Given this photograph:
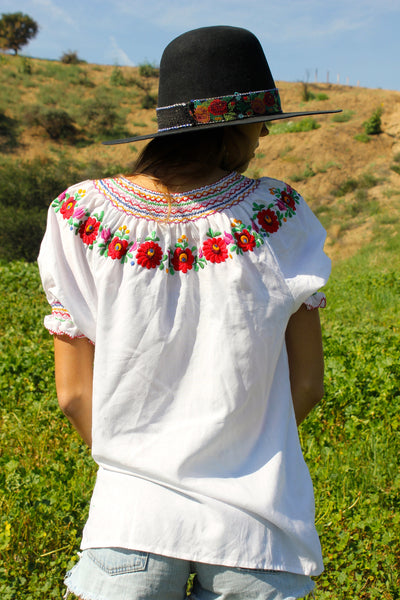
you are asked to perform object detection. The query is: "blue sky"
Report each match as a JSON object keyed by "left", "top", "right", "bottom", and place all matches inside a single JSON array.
[{"left": 2, "top": 0, "right": 400, "bottom": 91}]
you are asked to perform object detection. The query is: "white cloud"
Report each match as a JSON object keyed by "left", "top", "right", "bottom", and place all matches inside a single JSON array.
[{"left": 107, "top": 36, "right": 135, "bottom": 66}]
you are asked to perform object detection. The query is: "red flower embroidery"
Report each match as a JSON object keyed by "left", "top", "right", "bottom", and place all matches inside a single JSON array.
[
  {"left": 202, "top": 237, "right": 228, "bottom": 263},
  {"left": 108, "top": 237, "right": 129, "bottom": 260},
  {"left": 208, "top": 99, "right": 228, "bottom": 116},
  {"left": 251, "top": 98, "right": 266, "bottom": 114},
  {"left": 235, "top": 229, "right": 256, "bottom": 252},
  {"left": 172, "top": 247, "right": 195, "bottom": 273},
  {"left": 264, "top": 92, "right": 276, "bottom": 106},
  {"left": 280, "top": 191, "right": 296, "bottom": 211},
  {"left": 79, "top": 217, "right": 100, "bottom": 245},
  {"left": 136, "top": 241, "right": 163, "bottom": 269},
  {"left": 257, "top": 209, "right": 280, "bottom": 234},
  {"left": 60, "top": 198, "right": 76, "bottom": 219}
]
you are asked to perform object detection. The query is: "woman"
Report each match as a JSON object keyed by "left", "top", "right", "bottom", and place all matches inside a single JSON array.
[{"left": 39, "top": 25, "right": 337, "bottom": 600}]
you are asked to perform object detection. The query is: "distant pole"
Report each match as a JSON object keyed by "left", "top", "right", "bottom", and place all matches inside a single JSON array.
[
  {"left": 346, "top": 76, "right": 349, "bottom": 86},
  {"left": 327, "top": 71, "right": 329, "bottom": 83},
  {"left": 337, "top": 73, "right": 340, "bottom": 84},
  {"left": 315, "top": 68, "right": 318, "bottom": 82},
  {"left": 357, "top": 80, "right": 360, "bottom": 87}
]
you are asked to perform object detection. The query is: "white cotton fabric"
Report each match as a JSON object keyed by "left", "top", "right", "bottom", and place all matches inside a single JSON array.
[{"left": 38, "top": 172, "right": 331, "bottom": 576}]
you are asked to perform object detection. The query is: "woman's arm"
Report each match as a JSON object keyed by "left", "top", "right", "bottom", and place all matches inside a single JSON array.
[
  {"left": 53, "top": 335, "right": 94, "bottom": 447},
  {"left": 285, "top": 304, "right": 325, "bottom": 425}
]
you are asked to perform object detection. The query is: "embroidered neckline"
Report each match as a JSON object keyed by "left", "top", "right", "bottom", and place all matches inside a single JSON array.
[
  {"left": 51, "top": 180, "right": 301, "bottom": 275},
  {"left": 119, "top": 171, "right": 237, "bottom": 199},
  {"left": 93, "top": 172, "right": 259, "bottom": 223}
]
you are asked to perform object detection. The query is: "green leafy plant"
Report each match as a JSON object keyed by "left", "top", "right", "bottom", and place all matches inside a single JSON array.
[{"left": 363, "top": 107, "right": 383, "bottom": 135}]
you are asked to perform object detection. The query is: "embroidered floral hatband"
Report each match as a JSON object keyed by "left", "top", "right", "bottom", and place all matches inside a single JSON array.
[
  {"left": 157, "top": 89, "right": 282, "bottom": 131},
  {"left": 191, "top": 89, "right": 281, "bottom": 125},
  {"left": 52, "top": 180, "right": 300, "bottom": 275}
]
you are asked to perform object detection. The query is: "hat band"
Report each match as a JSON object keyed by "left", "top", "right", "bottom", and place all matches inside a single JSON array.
[{"left": 157, "top": 88, "right": 282, "bottom": 132}]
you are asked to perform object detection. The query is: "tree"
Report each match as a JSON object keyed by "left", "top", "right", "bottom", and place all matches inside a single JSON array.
[{"left": 0, "top": 12, "right": 38, "bottom": 55}]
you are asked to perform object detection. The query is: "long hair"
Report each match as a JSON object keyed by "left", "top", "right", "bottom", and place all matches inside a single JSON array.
[{"left": 132, "top": 129, "right": 225, "bottom": 183}]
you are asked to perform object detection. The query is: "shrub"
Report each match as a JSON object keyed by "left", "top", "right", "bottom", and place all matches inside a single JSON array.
[
  {"left": 0, "top": 157, "right": 131, "bottom": 261},
  {"left": 363, "top": 107, "right": 383, "bottom": 135},
  {"left": 110, "top": 67, "right": 126, "bottom": 86},
  {"left": 333, "top": 178, "right": 359, "bottom": 197},
  {"left": 391, "top": 164, "right": 400, "bottom": 176},
  {"left": 60, "top": 50, "right": 84, "bottom": 64},
  {"left": 24, "top": 105, "right": 76, "bottom": 140},
  {"left": 81, "top": 96, "right": 121, "bottom": 135},
  {"left": 138, "top": 62, "right": 159, "bottom": 78},
  {"left": 141, "top": 92, "right": 157, "bottom": 109},
  {"left": 0, "top": 205, "right": 47, "bottom": 262},
  {"left": 290, "top": 163, "right": 316, "bottom": 182},
  {"left": 18, "top": 55, "right": 32, "bottom": 74},
  {"left": 301, "top": 82, "right": 315, "bottom": 102},
  {"left": 0, "top": 111, "right": 18, "bottom": 149}
]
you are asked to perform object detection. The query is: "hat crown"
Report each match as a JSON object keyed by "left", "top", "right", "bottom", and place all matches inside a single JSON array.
[{"left": 158, "top": 26, "right": 275, "bottom": 107}]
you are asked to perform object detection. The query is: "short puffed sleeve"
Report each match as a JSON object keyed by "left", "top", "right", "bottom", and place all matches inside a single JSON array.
[
  {"left": 265, "top": 184, "right": 331, "bottom": 314},
  {"left": 38, "top": 186, "right": 97, "bottom": 343}
]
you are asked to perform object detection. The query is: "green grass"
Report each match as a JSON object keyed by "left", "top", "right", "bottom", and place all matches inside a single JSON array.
[
  {"left": 0, "top": 245, "right": 399, "bottom": 598},
  {"left": 333, "top": 172, "right": 379, "bottom": 198},
  {"left": 269, "top": 117, "right": 321, "bottom": 135},
  {"left": 354, "top": 133, "right": 371, "bottom": 143},
  {"left": 331, "top": 110, "right": 355, "bottom": 123}
]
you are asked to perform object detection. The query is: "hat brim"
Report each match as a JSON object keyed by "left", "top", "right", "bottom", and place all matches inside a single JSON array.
[{"left": 102, "top": 109, "right": 342, "bottom": 145}]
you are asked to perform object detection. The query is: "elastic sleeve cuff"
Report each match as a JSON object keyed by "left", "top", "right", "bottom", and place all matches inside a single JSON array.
[
  {"left": 43, "top": 301, "right": 86, "bottom": 339},
  {"left": 304, "top": 292, "right": 327, "bottom": 311}
]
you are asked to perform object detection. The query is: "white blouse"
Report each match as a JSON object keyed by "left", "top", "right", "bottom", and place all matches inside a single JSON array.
[{"left": 38, "top": 172, "right": 331, "bottom": 575}]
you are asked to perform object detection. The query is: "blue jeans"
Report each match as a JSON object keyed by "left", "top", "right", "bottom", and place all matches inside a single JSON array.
[{"left": 64, "top": 547, "right": 316, "bottom": 600}]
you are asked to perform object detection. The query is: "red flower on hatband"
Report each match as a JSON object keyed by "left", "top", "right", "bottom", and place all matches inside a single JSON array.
[{"left": 208, "top": 99, "right": 228, "bottom": 116}]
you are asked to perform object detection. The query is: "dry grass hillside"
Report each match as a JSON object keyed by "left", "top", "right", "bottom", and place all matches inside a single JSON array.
[{"left": 1, "top": 55, "right": 400, "bottom": 263}]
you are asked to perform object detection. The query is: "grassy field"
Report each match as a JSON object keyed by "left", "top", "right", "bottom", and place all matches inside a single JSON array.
[{"left": 0, "top": 223, "right": 399, "bottom": 599}]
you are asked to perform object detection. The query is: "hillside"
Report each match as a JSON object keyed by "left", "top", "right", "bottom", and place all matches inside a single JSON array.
[{"left": 1, "top": 55, "right": 400, "bottom": 263}]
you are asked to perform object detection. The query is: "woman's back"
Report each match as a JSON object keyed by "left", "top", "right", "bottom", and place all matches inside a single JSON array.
[{"left": 39, "top": 169, "right": 329, "bottom": 573}]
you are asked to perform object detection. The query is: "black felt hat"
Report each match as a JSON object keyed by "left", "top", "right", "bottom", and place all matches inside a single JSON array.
[{"left": 104, "top": 26, "right": 340, "bottom": 145}]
